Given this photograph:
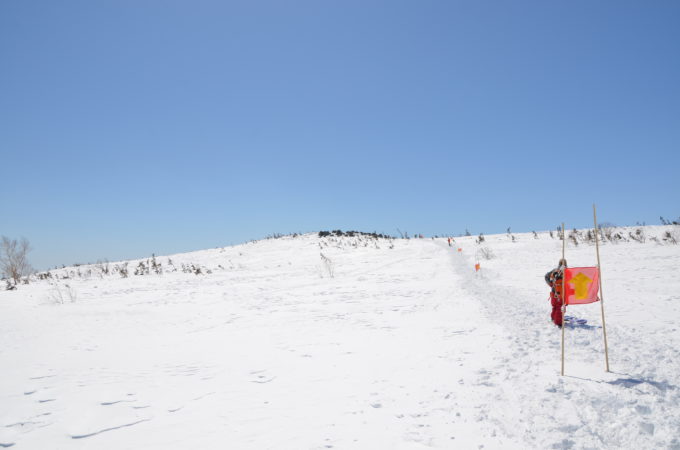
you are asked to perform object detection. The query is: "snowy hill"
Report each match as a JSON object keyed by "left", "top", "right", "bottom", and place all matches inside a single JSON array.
[{"left": 1, "top": 227, "right": 679, "bottom": 449}]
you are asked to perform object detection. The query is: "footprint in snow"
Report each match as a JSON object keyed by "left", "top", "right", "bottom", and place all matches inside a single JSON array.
[
  {"left": 100, "top": 399, "right": 135, "bottom": 406},
  {"left": 70, "top": 418, "right": 151, "bottom": 439},
  {"left": 248, "top": 370, "right": 276, "bottom": 384},
  {"left": 251, "top": 375, "right": 276, "bottom": 384}
]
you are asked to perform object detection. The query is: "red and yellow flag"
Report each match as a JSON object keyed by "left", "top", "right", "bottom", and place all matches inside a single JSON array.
[{"left": 564, "top": 267, "right": 600, "bottom": 305}]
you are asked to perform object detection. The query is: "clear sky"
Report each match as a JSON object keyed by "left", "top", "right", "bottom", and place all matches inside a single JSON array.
[{"left": 1, "top": 0, "right": 679, "bottom": 270}]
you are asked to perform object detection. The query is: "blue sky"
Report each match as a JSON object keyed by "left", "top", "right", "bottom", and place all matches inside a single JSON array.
[{"left": 1, "top": 0, "right": 679, "bottom": 270}]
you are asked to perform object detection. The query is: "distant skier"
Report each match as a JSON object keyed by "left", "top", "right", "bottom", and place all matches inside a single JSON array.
[
  {"left": 448, "top": 237, "right": 452, "bottom": 247},
  {"left": 545, "top": 259, "right": 567, "bottom": 327}
]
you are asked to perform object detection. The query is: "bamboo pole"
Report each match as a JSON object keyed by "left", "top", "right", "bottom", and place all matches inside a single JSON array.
[
  {"left": 593, "top": 204, "right": 610, "bottom": 372},
  {"left": 561, "top": 222, "right": 566, "bottom": 376}
]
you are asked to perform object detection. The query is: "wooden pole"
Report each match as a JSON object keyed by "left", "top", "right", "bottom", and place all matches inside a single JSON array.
[
  {"left": 593, "top": 204, "right": 610, "bottom": 372},
  {"left": 561, "top": 222, "right": 566, "bottom": 376}
]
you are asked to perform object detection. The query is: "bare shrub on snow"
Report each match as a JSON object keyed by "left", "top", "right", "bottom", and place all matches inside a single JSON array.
[
  {"left": 134, "top": 261, "right": 149, "bottom": 276},
  {"left": 663, "top": 230, "right": 678, "bottom": 245},
  {"left": 94, "top": 260, "right": 110, "bottom": 277},
  {"left": 49, "top": 282, "right": 77, "bottom": 304},
  {"left": 479, "top": 247, "right": 495, "bottom": 260},
  {"left": 598, "top": 225, "right": 625, "bottom": 244},
  {"left": 584, "top": 229, "right": 597, "bottom": 244},
  {"left": 660, "top": 216, "right": 680, "bottom": 226},
  {"left": 629, "top": 228, "right": 646, "bottom": 243},
  {"left": 114, "top": 262, "right": 129, "bottom": 278},
  {"left": 0, "top": 236, "right": 33, "bottom": 285},
  {"left": 151, "top": 254, "right": 162, "bottom": 275},
  {"left": 568, "top": 229, "right": 579, "bottom": 246},
  {"left": 320, "top": 253, "right": 335, "bottom": 278}
]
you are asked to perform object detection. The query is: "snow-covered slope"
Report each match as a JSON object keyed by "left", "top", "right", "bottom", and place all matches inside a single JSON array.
[{"left": 1, "top": 227, "right": 679, "bottom": 449}]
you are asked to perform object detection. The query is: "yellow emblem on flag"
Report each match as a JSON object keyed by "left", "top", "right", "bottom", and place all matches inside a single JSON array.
[{"left": 570, "top": 272, "right": 592, "bottom": 300}]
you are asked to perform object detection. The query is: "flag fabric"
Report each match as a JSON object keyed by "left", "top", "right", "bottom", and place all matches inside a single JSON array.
[{"left": 564, "top": 267, "right": 600, "bottom": 305}]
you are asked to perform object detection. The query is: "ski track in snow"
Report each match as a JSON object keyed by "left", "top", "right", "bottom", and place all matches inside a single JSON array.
[{"left": 0, "top": 228, "right": 679, "bottom": 449}]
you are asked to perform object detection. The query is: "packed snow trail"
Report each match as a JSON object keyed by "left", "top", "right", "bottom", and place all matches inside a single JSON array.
[{"left": 444, "top": 233, "right": 680, "bottom": 449}]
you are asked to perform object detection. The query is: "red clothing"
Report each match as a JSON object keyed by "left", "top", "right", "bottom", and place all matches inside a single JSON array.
[
  {"left": 546, "top": 268, "right": 565, "bottom": 327},
  {"left": 550, "top": 290, "right": 563, "bottom": 326}
]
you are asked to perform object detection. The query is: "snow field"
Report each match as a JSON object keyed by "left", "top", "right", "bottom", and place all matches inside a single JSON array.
[{"left": 1, "top": 227, "right": 679, "bottom": 449}]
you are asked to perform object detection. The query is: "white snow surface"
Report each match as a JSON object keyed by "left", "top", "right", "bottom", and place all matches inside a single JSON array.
[{"left": 1, "top": 227, "right": 679, "bottom": 449}]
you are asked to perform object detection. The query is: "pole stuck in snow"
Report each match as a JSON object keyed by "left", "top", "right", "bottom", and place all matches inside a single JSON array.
[
  {"left": 593, "top": 204, "right": 610, "bottom": 372},
  {"left": 561, "top": 222, "right": 566, "bottom": 376}
]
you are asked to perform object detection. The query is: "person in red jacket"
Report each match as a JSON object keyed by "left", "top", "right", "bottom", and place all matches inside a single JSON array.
[{"left": 545, "top": 259, "right": 567, "bottom": 327}]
